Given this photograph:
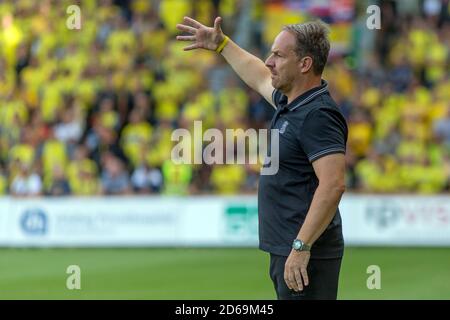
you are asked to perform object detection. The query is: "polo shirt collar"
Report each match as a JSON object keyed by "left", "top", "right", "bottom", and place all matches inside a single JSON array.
[{"left": 279, "top": 79, "right": 329, "bottom": 111}]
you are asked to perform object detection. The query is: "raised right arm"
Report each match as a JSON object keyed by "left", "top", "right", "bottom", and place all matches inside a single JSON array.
[{"left": 176, "top": 16, "right": 276, "bottom": 109}]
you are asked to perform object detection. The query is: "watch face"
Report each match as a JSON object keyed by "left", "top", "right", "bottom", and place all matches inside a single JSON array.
[{"left": 293, "top": 240, "right": 302, "bottom": 250}]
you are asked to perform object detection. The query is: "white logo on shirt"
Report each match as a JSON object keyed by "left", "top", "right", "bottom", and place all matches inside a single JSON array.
[{"left": 280, "top": 121, "right": 289, "bottom": 134}]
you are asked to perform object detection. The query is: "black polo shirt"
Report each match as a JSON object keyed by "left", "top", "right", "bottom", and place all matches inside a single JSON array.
[{"left": 258, "top": 80, "right": 348, "bottom": 259}]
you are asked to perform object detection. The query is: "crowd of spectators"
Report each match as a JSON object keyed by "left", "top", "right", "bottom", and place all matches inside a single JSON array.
[{"left": 0, "top": 0, "right": 448, "bottom": 197}]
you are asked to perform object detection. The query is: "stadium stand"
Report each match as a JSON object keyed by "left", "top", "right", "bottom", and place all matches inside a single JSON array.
[{"left": 0, "top": 0, "right": 448, "bottom": 196}]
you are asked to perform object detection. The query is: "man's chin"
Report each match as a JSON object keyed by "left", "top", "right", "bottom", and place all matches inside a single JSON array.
[
  {"left": 271, "top": 79, "right": 280, "bottom": 89},
  {"left": 272, "top": 82, "right": 288, "bottom": 94}
]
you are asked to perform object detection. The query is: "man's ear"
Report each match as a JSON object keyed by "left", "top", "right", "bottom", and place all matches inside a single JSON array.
[{"left": 299, "top": 56, "right": 313, "bottom": 73}]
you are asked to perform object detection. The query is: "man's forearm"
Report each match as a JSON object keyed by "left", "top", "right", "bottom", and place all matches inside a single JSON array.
[
  {"left": 297, "top": 184, "right": 345, "bottom": 246},
  {"left": 220, "top": 38, "right": 271, "bottom": 95}
]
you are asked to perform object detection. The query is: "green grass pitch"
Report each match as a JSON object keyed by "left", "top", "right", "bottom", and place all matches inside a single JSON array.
[{"left": 0, "top": 247, "right": 449, "bottom": 299}]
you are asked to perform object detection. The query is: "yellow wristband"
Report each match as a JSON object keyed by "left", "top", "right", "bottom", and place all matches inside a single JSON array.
[{"left": 215, "top": 36, "right": 229, "bottom": 53}]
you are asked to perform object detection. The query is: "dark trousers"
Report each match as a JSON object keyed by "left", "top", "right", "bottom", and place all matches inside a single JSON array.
[{"left": 269, "top": 254, "right": 342, "bottom": 300}]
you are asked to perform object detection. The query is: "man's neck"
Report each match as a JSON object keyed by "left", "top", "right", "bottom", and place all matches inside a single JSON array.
[{"left": 286, "top": 77, "right": 322, "bottom": 104}]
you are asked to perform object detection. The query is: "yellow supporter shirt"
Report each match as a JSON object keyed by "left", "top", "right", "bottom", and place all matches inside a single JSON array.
[
  {"left": 219, "top": 87, "right": 248, "bottom": 126},
  {"left": 263, "top": 5, "right": 305, "bottom": 46},
  {"left": 155, "top": 99, "right": 179, "bottom": 121},
  {"left": 107, "top": 29, "right": 137, "bottom": 53},
  {"left": 328, "top": 63, "right": 354, "bottom": 98},
  {"left": 397, "top": 164, "right": 420, "bottom": 191},
  {"left": 361, "top": 87, "right": 381, "bottom": 110},
  {"left": 1, "top": 99, "right": 28, "bottom": 128},
  {"left": 1, "top": 18, "right": 23, "bottom": 66},
  {"left": 374, "top": 157, "right": 400, "bottom": 192},
  {"left": 21, "top": 66, "right": 46, "bottom": 107},
  {"left": 219, "top": 0, "right": 237, "bottom": 17},
  {"left": 195, "top": 0, "right": 213, "bottom": 24},
  {"left": 162, "top": 159, "right": 192, "bottom": 195},
  {"left": 30, "top": 9, "right": 49, "bottom": 36},
  {"left": 0, "top": 70, "right": 15, "bottom": 97},
  {"left": 41, "top": 139, "right": 68, "bottom": 187},
  {"left": 183, "top": 101, "right": 203, "bottom": 122},
  {"left": 61, "top": 50, "right": 89, "bottom": 80},
  {"left": 9, "top": 144, "right": 35, "bottom": 168},
  {"left": 67, "top": 159, "right": 100, "bottom": 195},
  {"left": 159, "top": 0, "right": 191, "bottom": 34},
  {"left": 435, "top": 80, "right": 450, "bottom": 101},
  {"left": 348, "top": 122, "right": 372, "bottom": 157},
  {"left": 121, "top": 122, "right": 153, "bottom": 167},
  {"left": 210, "top": 164, "right": 246, "bottom": 195},
  {"left": 41, "top": 81, "right": 63, "bottom": 123},
  {"left": 396, "top": 140, "right": 426, "bottom": 163},
  {"left": 75, "top": 78, "right": 100, "bottom": 107},
  {"left": 416, "top": 165, "right": 446, "bottom": 194},
  {"left": 408, "top": 29, "right": 431, "bottom": 66},
  {"left": 0, "top": 174, "right": 6, "bottom": 194},
  {"left": 197, "top": 91, "right": 216, "bottom": 128},
  {"left": 426, "top": 40, "right": 447, "bottom": 83},
  {"left": 374, "top": 95, "right": 405, "bottom": 139},
  {"left": 153, "top": 81, "right": 183, "bottom": 120},
  {"left": 127, "top": 70, "right": 154, "bottom": 92},
  {"left": 400, "top": 119, "right": 428, "bottom": 142},
  {"left": 428, "top": 144, "right": 444, "bottom": 166},
  {"left": 35, "top": 31, "right": 58, "bottom": 61},
  {"left": 147, "top": 127, "right": 177, "bottom": 167},
  {"left": 355, "top": 159, "right": 381, "bottom": 191},
  {"left": 132, "top": 0, "right": 151, "bottom": 13},
  {"left": 414, "top": 87, "right": 432, "bottom": 107},
  {"left": 99, "top": 110, "right": 120, "bottom": 130},
  {"left": 69, "top": 19, "right": 97, "bottom": 49},
  {"left": 219, "top": 87, "right": 248, "bottom": 113},
  {"left": 144, "top": 29, "right": 169, "bottom": 58}
]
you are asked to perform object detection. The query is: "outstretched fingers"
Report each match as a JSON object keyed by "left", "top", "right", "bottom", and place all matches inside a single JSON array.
[
  {"left": 176, "top": 24, "right": 197, "bottom": 34},
  {"left": 183, "top": 43, "right": 201, "bottom": 51},
  {"left": 176, "top": 35, "right": 196, "bottom": 41},
  {"left": 183, "top": 16, "right": 202, "bottom": 28}
]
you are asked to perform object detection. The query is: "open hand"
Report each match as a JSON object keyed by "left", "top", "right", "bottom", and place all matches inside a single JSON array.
[{"left": 176, "top": 16, "right": 225, "bottom": 51}]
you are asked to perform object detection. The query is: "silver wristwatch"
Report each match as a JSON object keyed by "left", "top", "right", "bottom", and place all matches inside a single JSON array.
[{"left": 292, "top": 239, "right": 311, "bottom": 252}]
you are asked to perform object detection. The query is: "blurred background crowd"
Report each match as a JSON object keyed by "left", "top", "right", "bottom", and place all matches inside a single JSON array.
[{"left": 0, "top": 0, "right": 448, "bottom": 197}]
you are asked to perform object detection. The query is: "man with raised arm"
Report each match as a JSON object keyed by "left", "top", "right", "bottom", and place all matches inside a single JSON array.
[{"left": 177, "top": 16, "right": 348, "bottom": 300}]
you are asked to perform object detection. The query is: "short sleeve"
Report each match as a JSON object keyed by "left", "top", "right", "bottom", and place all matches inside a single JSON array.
[{"left": 299, "top": 108, "right": 348, "bottom": 163}]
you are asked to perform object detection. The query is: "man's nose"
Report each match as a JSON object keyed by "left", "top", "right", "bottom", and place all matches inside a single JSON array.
[{"left": 265, "top": 55, "right": 273, "bottom": 68}]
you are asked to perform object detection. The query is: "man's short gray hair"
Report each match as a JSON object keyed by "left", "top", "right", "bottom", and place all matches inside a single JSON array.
[{"left": 283, "top": 20, "right": 330, "bottom": 75}]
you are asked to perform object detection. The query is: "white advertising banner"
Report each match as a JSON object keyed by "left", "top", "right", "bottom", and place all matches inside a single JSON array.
[
  {"left": 339, "top": 194, "right": 450, "bottom": 246},
  {"left": 0, "top": 196, "right": 258, "bottom": 247},
  {"left": 7, "top": 197, "right": 181, "bottom": 246},
  {"left": 0, "top": 194, "right": 449, "bottom": 247}
]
